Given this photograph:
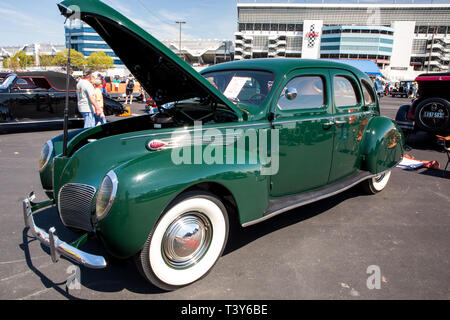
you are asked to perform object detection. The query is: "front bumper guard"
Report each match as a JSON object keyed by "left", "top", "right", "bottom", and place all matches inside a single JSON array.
[{"left": 23, "top": 192, "right": 107, "bottom": 269}]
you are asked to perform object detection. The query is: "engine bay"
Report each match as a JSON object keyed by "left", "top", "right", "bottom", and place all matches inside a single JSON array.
[
  {"left": 149, "top": 99, "right": 238, "bottom": 129},
  {"left": 67, "top": 99, "right": 238, "bottom": 156}
]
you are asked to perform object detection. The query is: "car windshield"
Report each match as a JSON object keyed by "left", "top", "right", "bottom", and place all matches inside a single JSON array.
[
  {"left": 0, "top": 74, "right": 16, "bottom": 89},
  {"left": 202, "top": 70, "right": 274, "bottom": 106}
]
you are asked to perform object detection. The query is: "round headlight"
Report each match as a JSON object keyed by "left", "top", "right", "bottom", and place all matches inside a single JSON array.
[
  {"left": 96, "top": 171, "right": 118, "bottom": 220},
  {"left": 38, "top": 140, "right": 53, "bottom": 172}
]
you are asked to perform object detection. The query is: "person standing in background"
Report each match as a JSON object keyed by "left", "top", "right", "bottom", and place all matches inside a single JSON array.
[
  {"left": 99, "top": 74, "right": 107, "bottom": 97},
  {"left": 112, "top": 75, "right": 120, "bottom": 93},
  {"left": 76, "top": 70, "right": 100, "bottom": 128},
  {"left": 125, "top": 74, "right": 135, "bottom": 105},
  {"left": 93, "top": 79, "right": 107, "bottom": 125}
]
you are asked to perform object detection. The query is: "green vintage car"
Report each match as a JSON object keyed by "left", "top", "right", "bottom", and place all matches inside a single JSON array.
[{"left": 23, "top": 0, "right": 404, "bottom": 290}]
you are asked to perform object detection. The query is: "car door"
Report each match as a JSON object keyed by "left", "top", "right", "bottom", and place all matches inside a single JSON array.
[
  {"left": 328, "top": 69, "right": 368, "bottom": 183},
  {"left": 270, "top": 69, "right": 334, "bottom": 197},
  {"left": 9, "top": 77, "right": 41, "bottom": 120},
  {"left": 29, "top": 77, "right": 61, "bottom": 118}
]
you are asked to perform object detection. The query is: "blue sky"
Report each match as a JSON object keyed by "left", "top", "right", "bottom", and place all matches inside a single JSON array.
[
  {"left": 0, "top": 0, "right": 239, "bottom": 46},
  {"left": 0, "top": 0, "right": 449, "bottom": 46}
]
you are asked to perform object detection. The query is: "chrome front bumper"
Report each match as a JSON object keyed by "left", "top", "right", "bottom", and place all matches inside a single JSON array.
[{"left": 23, "top": 192, "right": 107, "bottom": 269}]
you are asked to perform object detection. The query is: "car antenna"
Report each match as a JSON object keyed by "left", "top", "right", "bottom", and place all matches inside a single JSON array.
[{"left": 62, "top": 14, "right": 74, "bottom": 157}]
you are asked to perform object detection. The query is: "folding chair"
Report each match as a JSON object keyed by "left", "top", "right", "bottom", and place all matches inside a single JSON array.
[{"left": 436, "top": 135, "right": 450, "bottom": 171}]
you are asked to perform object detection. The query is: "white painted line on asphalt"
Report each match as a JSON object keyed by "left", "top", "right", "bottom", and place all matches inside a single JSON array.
[
  {"left": 17, "top": 287, "right": 53, "bottom": 300},
  {"left": 0, "top": 255, "right": 48, "bottom": 265},
  {"left": 0, "top": 261, "right": 54, "bottom": 282}
]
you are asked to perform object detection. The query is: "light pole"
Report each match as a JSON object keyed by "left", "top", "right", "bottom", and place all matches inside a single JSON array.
[
  {"left": 175, "top": 21, "right": 186, "bottom": 60},
  {"left": 427, "top": 26, "right": 436, "bottom": 73}
]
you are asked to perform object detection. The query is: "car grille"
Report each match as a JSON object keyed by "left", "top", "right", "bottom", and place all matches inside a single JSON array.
[{"left": 58, "top": 183, "right": 96, "bottom": 232}]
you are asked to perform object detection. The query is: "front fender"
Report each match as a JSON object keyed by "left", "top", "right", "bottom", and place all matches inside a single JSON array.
[
  {"left": 39, "top": 129, "right": 86, "bottom": 195},
  {"left": 359, "top": 116, "right": 404, "bottom": 174},
  {"left": 98, "top": 148, "right": 270, "bottom": 259}
]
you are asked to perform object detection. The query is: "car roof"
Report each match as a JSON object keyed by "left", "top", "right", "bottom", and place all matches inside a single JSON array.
[
  {"left": 415, "top": 73, "right": 450, "bottom": 82},
  {"left": 16, "top": 71, "right": 76, "bottom": 90},
  {"left": 202, "top": 58, "right": 369, "bottom": 81}
]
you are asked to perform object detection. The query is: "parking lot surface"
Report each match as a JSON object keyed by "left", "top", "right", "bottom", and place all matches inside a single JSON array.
[{"left": 0, "top": 97, "right": 449, "bottom": 300}]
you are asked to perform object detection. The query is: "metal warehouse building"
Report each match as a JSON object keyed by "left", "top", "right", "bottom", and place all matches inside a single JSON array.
[{"left": 235, "top": 1, "right": 450, "bottom": 80}]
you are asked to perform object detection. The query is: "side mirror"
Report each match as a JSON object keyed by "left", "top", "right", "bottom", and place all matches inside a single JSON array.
[
  {"left": 11, "top": 85, "right": 20, "bottom": 91},
  {"left": 284, "top": 87, "right": 297, "bottom": 101}
]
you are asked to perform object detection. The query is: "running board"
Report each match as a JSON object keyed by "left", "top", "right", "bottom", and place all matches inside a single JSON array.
[{"left": 242, "top": 170, "right": 375, "bottom": 227}]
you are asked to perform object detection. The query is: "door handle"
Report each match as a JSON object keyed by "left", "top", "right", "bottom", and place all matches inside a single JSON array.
[
  {"left": 334, "top": 120, "right": 347, "bottom": 126},
  {"left": 322, "top": 121, "right": 335, "bottom": 130}
]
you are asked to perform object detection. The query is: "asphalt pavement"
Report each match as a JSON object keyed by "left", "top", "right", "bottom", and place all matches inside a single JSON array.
[{"left": 0, "top": 97, "right": 449, "bottom": 300}]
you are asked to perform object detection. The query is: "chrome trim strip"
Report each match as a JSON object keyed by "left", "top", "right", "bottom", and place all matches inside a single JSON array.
[
  {"left": 121, "top": 122, "right": 270, "bottom": 141},
  {"left": 0, "top": 119, "right": 65, "bottom": 125},
  {"left": 23, "top": 196, "right": 107, "bottom": 269},
  {"left": 272, "top": 112, "right": 371, "bottom": 126},
  {"left": 242, "top": 171, "right": 381, "bottom": 228}
]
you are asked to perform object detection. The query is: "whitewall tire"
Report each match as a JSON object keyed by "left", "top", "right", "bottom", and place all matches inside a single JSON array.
[
  {"left": 136, "top": 191, "right": 229, "bottom": 290},
  {"left": 361, "top": 171, "right": 391, "bottom": 194}
]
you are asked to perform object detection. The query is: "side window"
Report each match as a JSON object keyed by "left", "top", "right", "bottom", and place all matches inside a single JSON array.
[
  {"left": 16, "top": 78, "right": 37, "bottom": 90},
  {"left": 16, "top": 78, "right": 29, "bottom": 88},
  {"left": 361, "top": 80, "right": 375, "bottom": 105},
  {"left": 334, "top": 76, "right": 359, "bottom": 107},
  {"left": 277, "top": 76, "right": 325, "bottom": 110}
]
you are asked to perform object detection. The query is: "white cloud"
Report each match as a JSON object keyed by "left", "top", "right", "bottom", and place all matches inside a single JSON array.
[{"left": 103, "top": 0, "right": 197, "bottom": 41}]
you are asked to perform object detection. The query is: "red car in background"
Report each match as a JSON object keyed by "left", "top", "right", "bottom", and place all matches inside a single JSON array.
[{"left": 395, "top": 73, "right": 450, "bottom": 135}]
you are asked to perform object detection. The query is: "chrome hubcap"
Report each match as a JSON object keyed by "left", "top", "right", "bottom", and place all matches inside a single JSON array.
[
  {"left": 374, "top": 173, "right": 385, "bottom": 183},
  {"left": 162, "top": 212, "right": 212, "bottom": 269}
]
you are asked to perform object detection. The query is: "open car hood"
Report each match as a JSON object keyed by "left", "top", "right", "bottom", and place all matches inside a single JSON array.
[{"left": 58, "top": 0, "right": 241, "bottom": 116}]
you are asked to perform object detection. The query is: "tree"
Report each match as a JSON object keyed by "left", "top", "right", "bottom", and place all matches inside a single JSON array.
[
  {"left": 6, "top": 58, "right": 20, "bottom": 70},
  {"left": 8, "top": 51, "right": 34, "bottom": 70},
  {"left": 2, "top": 58, "right": 11, "bottom": 69},
  {"left": 39, "top": 55, "right": 56, "bottom": 67},
  {"left": 54, "top": 49, "right": 86, "bottom": 70},
  {"left": 86, "top": 51, "right": 114, "bottom": 71}
]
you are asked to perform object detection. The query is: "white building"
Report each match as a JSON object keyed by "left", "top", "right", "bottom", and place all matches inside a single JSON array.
[
  {"left": 0, "top": 43, "right": 65, "bottom": 66},
  {"left": 235, "top": 1, "right": 450, "bottom": 80},
  {"left": 161, "top": 39, "right": 233, "bottom": 65}
]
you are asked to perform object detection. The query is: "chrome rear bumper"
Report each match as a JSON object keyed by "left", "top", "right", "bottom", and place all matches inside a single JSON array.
[
  {"left": 396, "top": 120, "right": 415, "bottom": 131},
  {"left": 23, "top": 192, "right": 107, "bottom": 269}
]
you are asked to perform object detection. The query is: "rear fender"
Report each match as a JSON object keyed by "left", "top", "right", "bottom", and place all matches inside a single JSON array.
[
  {"left": 0, "top": 103, "right": 10, "bottom": 121},
  {"left": 359, "top": 116, "right": 404, "bottom": 174}
]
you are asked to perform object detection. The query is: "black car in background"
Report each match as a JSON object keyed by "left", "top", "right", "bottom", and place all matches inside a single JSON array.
[
  {"left": 0, "top": 71, "right": 125, "bottom": 129},
  {"left": 391, "top": 80, "right": 414, "bottom": 98},
  {"left": 395, "top": 73, "right": 450, "bottom": 135},
  {"left": 0, "top": 72, "right": 11, "bottom": 85}
]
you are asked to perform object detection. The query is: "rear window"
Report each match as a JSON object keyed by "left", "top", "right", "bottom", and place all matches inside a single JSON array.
[
  {"left": 361, "top": 80, "right": 375, "bottom": 105},
  {"left": 334, "top": 76, "right": 359, "bottom": 107}
]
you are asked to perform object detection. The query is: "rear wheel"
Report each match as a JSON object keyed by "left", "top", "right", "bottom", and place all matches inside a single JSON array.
[
  {"left": 135, "top": 191, "right": 229, "bottom": 291},
  {"left": 361, "top": 171, "right": 391, "bottom": 195}
]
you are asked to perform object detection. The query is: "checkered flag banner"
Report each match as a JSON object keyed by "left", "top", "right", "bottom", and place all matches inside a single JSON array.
[{"left": 306, "top": 25, "right": 319, "bottom": 48}]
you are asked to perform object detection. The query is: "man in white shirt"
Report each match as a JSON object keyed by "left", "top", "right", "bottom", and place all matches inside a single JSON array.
[{"left": 76, "top": 70, "right": 101, "bottom": 128}]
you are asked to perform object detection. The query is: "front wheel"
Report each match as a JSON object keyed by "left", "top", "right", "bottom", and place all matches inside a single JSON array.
[
  {"left": 136, "top": 191, "right": 229, "bottom": 291},
  {"left": 361, "top": 171, "right": 391, "bottom": 195}
]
